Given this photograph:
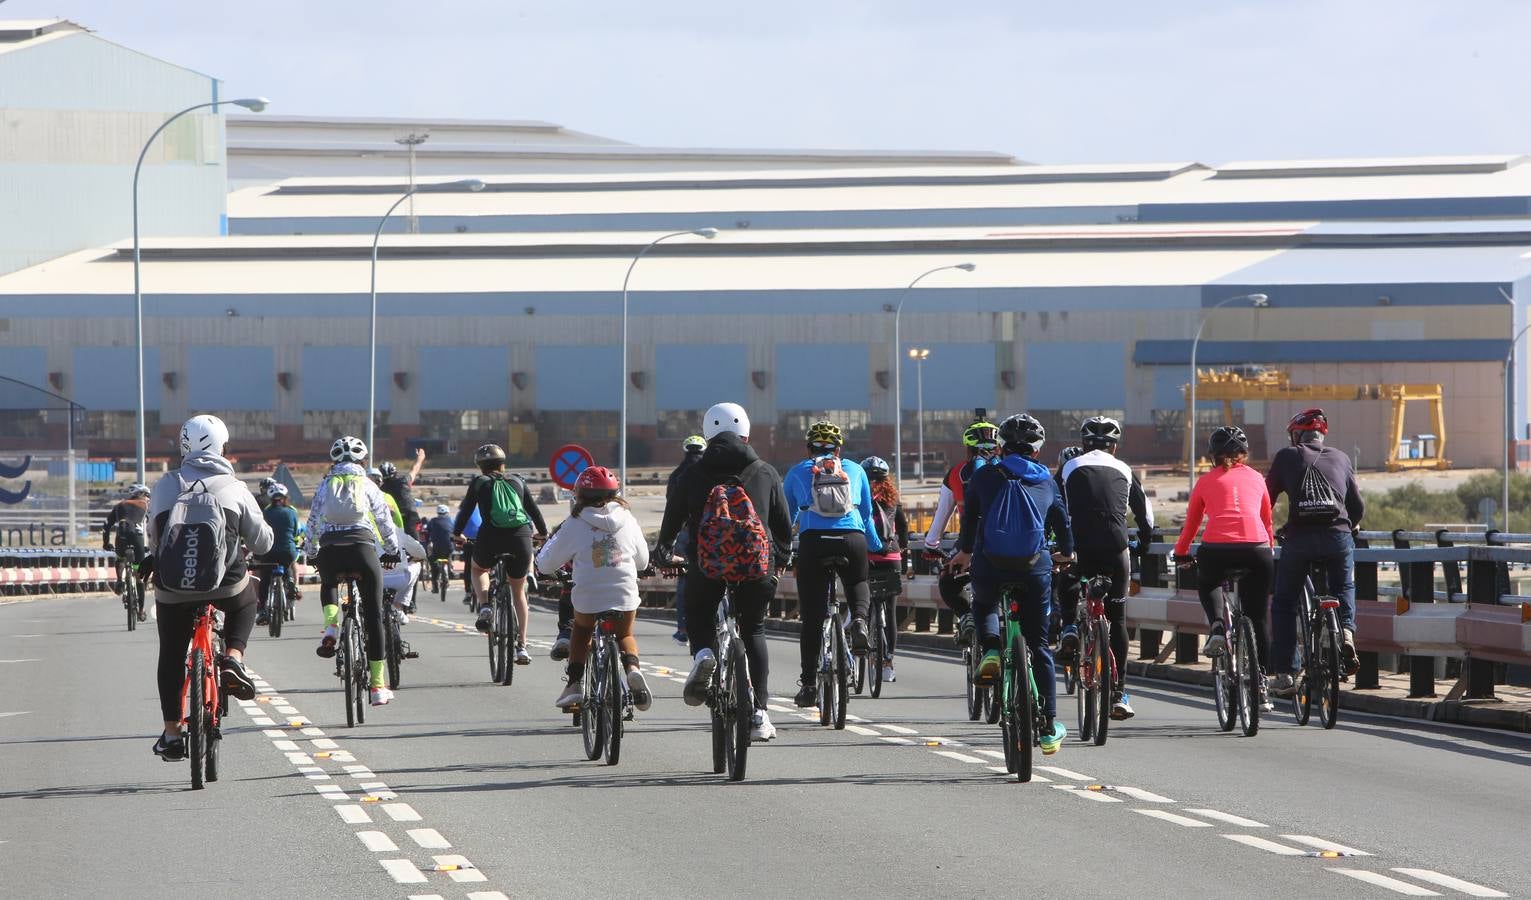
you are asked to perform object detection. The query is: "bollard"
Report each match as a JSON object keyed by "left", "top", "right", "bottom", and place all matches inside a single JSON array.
[
  {"left": 1139, "top": 628, "right": 1163, "bottom": 660},
  {"left": 1405, "top": 557, "right": 1437, "bottom": 698},
  {"left": 936, "top": 608, "right": 954, "bottom": 635},
  {"left": 1174, "top": 633, "right": 1200, "bottom": 664},
  {"left": 1463, "top": 556, "right": 1500, "bottom": 701},
  {"left": 914, "top": 607, "right": 933, "bottom": 633},
  {"left": 1437, "top": 530, "right": 1461, "bottom": 602},
  {"left": 1355, "top": 651, "right": 1380, "bottom": 690}
]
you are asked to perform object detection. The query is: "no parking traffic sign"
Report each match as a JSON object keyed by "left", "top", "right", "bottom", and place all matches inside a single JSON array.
[{"left": 548, "top": 444, "right": 595, "bottom": 490}]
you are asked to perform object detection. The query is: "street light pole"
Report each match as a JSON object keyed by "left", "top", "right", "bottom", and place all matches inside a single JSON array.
[
  {"left": 892, "top": 263, "right": 974, "bottom": 487},
  {"left": 1187, "top": 292, "right": 1268, "bottom": 497},
  {"left": 1497, "top": 286, "right": 1531, "bottom": 530},
  {"left": 909, "top": 348, "right": 930, "bottom": 481},
  {"left": 367, "top": 178, "right": 485, "bottom": 453},
  {"left": 619, "top": 228, "right": 718, "bottom": 491},
  {"left": 133, "top": 96, "right": 267, "bottom": 482}
]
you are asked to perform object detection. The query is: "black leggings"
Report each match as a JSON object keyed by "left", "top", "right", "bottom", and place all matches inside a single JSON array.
[
  {"left": 937, "top": 569, "right": 971, "bottom": 617},
  {"left": 1195, "top": 543, "right": 1273, "bottom": 673},
  {"left": 795, "top": 530, "right": 870, "bottom": 682},
  {"left": 685, "top": 572, "right": 775, "bottom": 709},
  {"left": 155, "top": 581, "right": 257, "bottom": 722},
  {"left": 1075, "top": 548, "right": 1131, "bottom": 690},
  {"left": 316, "top": 543, "right": 386, "bottom": 662}
]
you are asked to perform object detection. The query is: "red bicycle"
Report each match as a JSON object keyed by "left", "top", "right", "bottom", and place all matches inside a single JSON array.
[
  {"left": 181, "top": 603, "right": 227, "bottom": 790},
  {"left": 1073, "top": 575, "right": 1114, "bottom": 746}
]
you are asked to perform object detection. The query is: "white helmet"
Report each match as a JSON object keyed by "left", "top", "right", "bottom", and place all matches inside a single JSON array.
[
  {"left": 180, "top": 414, "right": 229, "bottom": 457},
  {"left": 703, "top": 402, "right": 750, "bottom": 440},
  {"left": 266, "top": 483, "right": 289, "bottom": 499},
  {"left": 330, "top": 435, "right": 367, "bottom": 463},
  {"left": 436, "top": 504, "right": 450, "bottom": 515}
]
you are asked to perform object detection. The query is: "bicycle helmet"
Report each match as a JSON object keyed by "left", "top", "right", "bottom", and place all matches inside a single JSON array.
[
  {"left": 1208, "top": 425, "right": 1249, "bottom": 459},
  {"left": 1288, "top": 407, "right": 1328, "bottom": 441},
  {"left": 258, "top": 477, "right": 276, "bottom": 489},
  {"left": 378, "top": 461, "right": 398, "bottom": 479},
  {"left": 862, "top": 455, "right": 890, "bottom": 478},
  {"left": 330, "top": 435, "right": 367, "bottom": 463},
  {"left": 366, "top": 467, "right": 383, "bottom": 483},
  {"left": 962, "top": 421, "right": 1000, "bottom": 451},
  {"left": 575, "top": 465, "right": 620, "bottom": 493},
  {"left": 436, "top": 504, "right": 450, "bottom": 515},
  {"left": 127, "top": 483, "right": 150, "bottom": 498},
  {"left": 474, "top": 443, "right": 507, "bottom": 463},
  {"left": 703, "top": 402, "right": 750, "bottom": 439},
  {"left": 266, "top": 483, "right": 289, "bottom": 499},
  {"left": 1058, "top": 446, "right": 1086, "bottom": 467},
  {"left": 682, "top": 434, "right": 707, "bottom": 452},
  {"left": 1080, "top": 415, "right": 1122, "bottom": 449},
  {"left": 998, "top": 413, "right": 1045, "bottom": 456},
  {"left": 806, "top": 420, "right": 843, "bottom": 449},
  {"left": 179, "top": 414, "right": 229, "bottom": 457}
]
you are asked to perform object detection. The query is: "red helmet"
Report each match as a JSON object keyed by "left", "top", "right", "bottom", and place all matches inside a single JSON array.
[
  {"left": 1288, "top": 408, "right": 1328, "bottom": 435},
  {"left": 575, "top": 466, "right": 620, "bottom": 492}
]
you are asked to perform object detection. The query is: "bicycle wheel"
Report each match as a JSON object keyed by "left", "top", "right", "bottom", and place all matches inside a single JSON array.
[
  {"left": 727, "top": 640, "right": 751, "bottom": 781},
  {"left": 341, "top": 616, "right": 358, "bottom": 728},
  {"left": 710, "top": 647, "right": 729, "bottom": 774},
  {"left": 1319, "top": 611, "right": 1341, "bottom": 730},
  {"left": 438, "top": 564, "right": 449, "bottom": 602},
  {"left": 187, "top": 653, "right": 206, "bottom": 790},
  {"left": 269, "top": 578, "right": 284, "bottom": 639},
  {"left": 985, "top": 676, "right": 1002, "bottom": 725},
  {"left": 1077, "top": 626, "right": 1094, "bottom": 743},
  {"left": 1213, "top": 639, "right": 1235, "bottom": 733},
  {"left": 502, "top": 589, "right": 521, "bottom": 687},
  {"left": 833, "top": 624, "right": 849, "bottom": 730},
  {"left": 487, "top": 581, "right": 504, "bottom": 683},
  {"left": 605, "top": 642, "right": 623, "bottom": 766},
  {"left": 964, "top": 647, "right": 982, "bottom": 721},
  {"left": 1092, "top": 618, "right": 1111, "bottom": 747},
  {"left": 125, "top": 569, "right": 137, "bottom": 632},
  {"left": 581, "top": 649, "right": 605, "bottom": 760},
  {"left": 204, "top": 683, "right": 221, "bottom": 784},
  {"left": 869, "top": 603, "right": 884, "bottom": 699},
  {"left": 386, "top": 608, "right": 402, "bottom": 690},
  {"left": 817, "top": 620, "right": 833, "bottom": 728},
  {"left": 1012, "top": 633, "right": 1035, "bottom": 783},
  {"left": 1236, "top": 616, "right": 1260, "bottom": 737},
  {"left": 1293, "top": 606, "right": 1312, "bottom": 725}
]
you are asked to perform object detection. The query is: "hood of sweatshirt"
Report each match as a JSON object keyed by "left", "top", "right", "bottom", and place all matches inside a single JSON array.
[
  {"left": 179, "top": 451, "right": 237, "bottom": 481},
  {"left": 577, "top": 503, "right": 627, "bottom": 533},
  {"left": 329, "top": 461, "right": 366, "bottom": 478},
  {"left": 700, "top": 431, "right": 758, "bottom": 473},
  {"left": 998, "top": 454, "right": 1051, "bottom": 485}
]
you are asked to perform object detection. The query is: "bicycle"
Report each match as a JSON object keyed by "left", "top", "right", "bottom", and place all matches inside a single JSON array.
[
  {"left": 257, "top": 563, "right": 295, "bottom": 639},
  {"left": 1293, "top": 571, "right": 1343, "bottom": 729},
  {"left": 1073, "top": 574, "right": 1115, "bottom": 746},
  {"left": 381, "top": 586, "right": 418, "bottom": 690},
  {"left": 180, "top": 602, "right": 227, "bottom": 790},
  {"left": 990, "top": 581, "right": 1050, "bottom": 783},
  {"left": 1200, "top": 564, "right": 1261, "bottom": 738},
  {"left": 430, "top": 556, "right": 451, "bottom": 602},
  {"left": 708, "top": 581, "right": 754, "bottom": 781},
  {"left": 485, "top": 553, "right": 522, "bottom": 686},
  {"left": 813, "top": 552, "right": 853, "bottom": 730},
  {"left": 861, "top": 563, "right": 900, "bottom": 699},
  {"left": 116, "top": 542, "right": 147, "bottom": 631},
  {"left": 332, "top": 578, "right": 369, "bottom": 728},
  {"left": 579, "top": 610, "right": 632, "bottom": 766}
]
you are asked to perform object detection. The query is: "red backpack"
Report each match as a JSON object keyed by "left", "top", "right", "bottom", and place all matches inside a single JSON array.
[{"left": 696, "top": 463, "right": 771, "bottom": 583}]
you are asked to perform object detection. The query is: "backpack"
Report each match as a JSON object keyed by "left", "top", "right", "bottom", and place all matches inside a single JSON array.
[
  {"left": 809, "top": 456, "right": 854, "bottom": 518},
  {"left": 870, "top": 499, "right": 898, "bottom": 548},
  {"left": 981, "top": 459, "right": 1048, "bottom": 571},
  {"left": 157, "top": 475, "right": 237, "bottom": 595},
  {"left": 319, "top": 472, "right": 370, "bottom": 527},
  {"left": 487, "top": 474, "right": 531, "bottom": 530},
  {"left": 1291, "top": 448, "right": 1343, "bottom": 526},
  {"left": 697, "top": 462, "right": 771, "bottom": 583}
]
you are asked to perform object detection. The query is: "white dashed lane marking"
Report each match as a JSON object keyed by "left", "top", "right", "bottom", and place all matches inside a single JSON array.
[
  {"left": 1328, "top": 869, "right": 1441, "bottom": 896},
  {"left": 408, "top": 829, "right": 451, "bottom": 850},
  {"left": 383, "top": 803, "right": 423, "bottom": 822},
  {"left": 1034, "top": 765, "right": 1092, "bottom": 781},
  {"left": 1054, "top": 785, "right": 1121, "bottom": 803},
  {"left": 1223, "top": 834, "right": 1307, "bottom": 856},
  {"left": 335, "top": 805, "right": 371, "bottom": 825},
  {"left": 434, "top": 855, "right": 487, "bottom": 883},
  {"left": 357, "top": 831, "right": 399, "bottom": 852},
  {"left": 1132, "top": 809, "right": 1213, "bottom": 828},
  {"left": 867, "top": 723, "right": 919, "bottom": 735},
  {"left": 1110, "top": 786, "right": 1174, "bottom": 803},
  {"left": 380, "top": 859, "right": 429, "bottom": 885},
  {"left": 1281, "top": 835, "right": 1372, "bottom": 857},
  {"left": 931, "top": 750, "right": 986, "bottom": 764},
  {"left": 1182, "top": 809, "right": 1266, "bottom": 828},
  {"left": 1389, "top": 869, "right": 1508, "bottom": 898}
]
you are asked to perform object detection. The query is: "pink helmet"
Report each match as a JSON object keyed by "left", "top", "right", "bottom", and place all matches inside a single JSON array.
[{"left": 575, "top": 466, "right": 620, "bottom": 492}]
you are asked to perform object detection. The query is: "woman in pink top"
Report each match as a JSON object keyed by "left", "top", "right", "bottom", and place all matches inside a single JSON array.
[{"left": 1173, "top": 426, "right": 1275, "bottom": 680}]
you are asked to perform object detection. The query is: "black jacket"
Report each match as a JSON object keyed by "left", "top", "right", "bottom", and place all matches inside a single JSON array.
[
  {"left": 1060, "top": 449, "right": 1154, "bottom": 555},
  {"left": 665, "top": 450, "right": 704, "bottom": 502},
  {"left": 657, "top": 432, "right": 793, "bottom": 566},
  {"left": 382, "top": 475, "right": 418, "bottom": 528},
  {"left": 453, "top": 472, "right": 547, "bottom": 536},
  {"left": 1266, "top": 441, "right": 1365, "bottom": 534}
]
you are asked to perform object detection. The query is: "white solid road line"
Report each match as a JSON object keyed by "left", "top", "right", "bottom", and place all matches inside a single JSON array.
[
  {"left": 380, "top": 858, "right": 430, "bottom": 884},
  {"left": 1328, "top": 869, "right": 1441, "bottom": 896},
  {"left": 1132, "top": 809, "right": 1213, "bottom": 828},
  {"left": 356, "top": 830, "right": 398, "bottom": 852},
  {"left": 1281, "top": 835, "right": 1372, "bottom": 856},
  {"left": 1034, "top": 765, "right": 1092, "bottom": 781},
  {"left": 1390, "top": 869, "right": 1508, "bottom": 897},
  {"left": 408, "top": 828, "right": 452, "bottom": 850},
  {"left": 1182, "top": 809, "right": 1267, "bottom": 828},
  {"left": 1222, "top": 834, "right": 1307, "bottom": 856}
]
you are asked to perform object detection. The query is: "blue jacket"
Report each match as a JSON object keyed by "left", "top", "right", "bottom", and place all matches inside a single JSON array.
[
  {"left": 262, "top": 503, "right": 300, "bottom": 560},
  {"left": 425, "top": 514, "right": 455, "bottom": 555},
  {"left": 958, "top": 453, "right": 1072, "bottom": 578},
  {"left": 783, "top": 456, "right": 883, "bottom": 553}
]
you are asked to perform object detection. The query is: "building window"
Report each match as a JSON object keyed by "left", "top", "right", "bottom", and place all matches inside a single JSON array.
[
  {"left": 899, "top": 409, "right": 978, "bottom": 444},
  {"left": 81, "top": 411, "right": 161, "bottom": 442},
  {"left": 217, "top": 411, "right": 274, "bottom": 441},
  {"left": 304, "top": 411, "right": 389, "bottom": 442},
  {"left": 0, "top": 410, "right": 47, "bottom": 440},
  {"left": 420, "top": 410, "right": 510, "bottom": 442}
]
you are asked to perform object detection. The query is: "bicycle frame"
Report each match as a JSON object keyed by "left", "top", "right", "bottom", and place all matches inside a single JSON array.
[
  {"left": 1000, "top": 592, "right": 1042, "bottom": 724},
  {"left": 1077, "top": 576, "right": 1115, "bottom": 692},
  {"left": 181, "top": 605, "right": 221, "bottom": 732}
]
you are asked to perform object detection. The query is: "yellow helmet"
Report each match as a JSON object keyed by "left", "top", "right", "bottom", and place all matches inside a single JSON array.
[{"left": 806, "top": 420, "right": 843, "bottom": 448}]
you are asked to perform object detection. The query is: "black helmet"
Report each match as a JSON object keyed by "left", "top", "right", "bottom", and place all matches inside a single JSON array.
[
  {"left": 998, "top": 413, "right": 1045, "bottom": 456},
  {"left": 474, "top": 443, "right": 507, "bottom": 463},
  {"left": 1208, "top": 425, "right": 1249, "bottom": 459},
  {"left": 378, "top": 461, "right": 398, "bottom": 479},
  {"left": 1080, "top": 416, "right": 1121, "bottom": 449},
  {"left": 1058, "top": 445, "right": 1086, "bottom": 467}
]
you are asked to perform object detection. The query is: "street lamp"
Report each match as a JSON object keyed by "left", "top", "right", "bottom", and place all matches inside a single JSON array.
[
  {"left": 892, "top": 263, "right": 974, "bottom": 486},
  {"left": 133, "top": 96, "right": 267, "bottom": 481},
  {"left": 619, "top": 228, "right": 719, "bottom": 491},
  {"left": 1498, "top": 287, "right": 1530, "bottom": 530},
  {"left": 909, "top": 347, "right": 931, "bottom": 482},
  {"left": 367, "top": 178, "right": 486, "bottom": 453},
  {"left": 1187, "top": 292, "right": 1268, "bottom": 496}
]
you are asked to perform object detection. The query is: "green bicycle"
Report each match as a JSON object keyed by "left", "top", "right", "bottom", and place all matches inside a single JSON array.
[{"left": 992, "top": 583, "right": 1054, "bottom": 784}]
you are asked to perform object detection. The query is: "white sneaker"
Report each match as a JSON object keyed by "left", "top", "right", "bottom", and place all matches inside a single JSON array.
[
  {"left": 394, "top": 607, "right": 410, "bottom": 626},
  {"left": 627, "top": 668, "right": 652, "bottom": 711},
  {"left": 683, "top": 649, "right": 716, "bottom": 706},
  {"left": 751, "top": 709, "right": 776, "bottom": 742},
  {"left": 555, "top": 682, "right": 583, "bottom": 710},
  {"left": 882, "top": 665, "right": 897, "bottom": 683},
  {"left": 369, "top": 686, "right": 394, "bottom": 706},
  {"left": 514, "top": 647, "right": 531, "bottom": 665}
]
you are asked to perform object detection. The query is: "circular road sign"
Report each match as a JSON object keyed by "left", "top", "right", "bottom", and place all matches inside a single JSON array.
[{"left": 549, "top": 443, "right": 595, "bottom": 490}]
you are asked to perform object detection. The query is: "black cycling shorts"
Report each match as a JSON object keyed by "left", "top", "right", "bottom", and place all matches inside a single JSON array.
[{"left": 471, "top": 525, "right": 533, "bottom": 577}]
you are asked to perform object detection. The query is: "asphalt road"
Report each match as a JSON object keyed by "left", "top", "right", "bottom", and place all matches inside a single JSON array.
[{"left": 2, "top": 587, "right": 1527, "bottom": 899}]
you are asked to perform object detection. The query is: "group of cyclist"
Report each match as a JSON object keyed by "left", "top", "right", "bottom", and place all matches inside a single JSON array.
[{"left": 127, "top": 399, "right": 1361, "bottom": 763}]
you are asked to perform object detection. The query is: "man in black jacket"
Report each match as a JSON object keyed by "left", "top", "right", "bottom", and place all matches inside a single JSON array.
[
  {"left": 1266, "top": 408, "right": 1365, "bottom": 695},
  {"left": 656, "top": 402, "right": 792, "bottom": 742},
  {"left": 380, "top": 449, "right": 426, "bottom": 535},
  {"left": 665, "top": 435, "right": 707, "bottom": 645}
]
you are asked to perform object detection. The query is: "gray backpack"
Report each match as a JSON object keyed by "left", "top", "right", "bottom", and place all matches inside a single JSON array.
[
  {"left": 157, "top": 475, "right": 236, "bottom": 596},
  {"left": 810, "top": 457, "right": 854, "bottom": 518}
]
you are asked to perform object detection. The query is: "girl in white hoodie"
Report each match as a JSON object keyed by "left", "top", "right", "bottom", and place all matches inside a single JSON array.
[{"left": 534, "top": 466, "right": 652, "bottom": 711}]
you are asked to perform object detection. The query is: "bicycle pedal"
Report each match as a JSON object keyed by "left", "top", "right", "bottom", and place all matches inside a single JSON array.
[
  {"left": 624, "top": 709, "right": 635, "bottom": 721},
  {"left": 404, "top": 651, "right": 419, "bottom": 659}
]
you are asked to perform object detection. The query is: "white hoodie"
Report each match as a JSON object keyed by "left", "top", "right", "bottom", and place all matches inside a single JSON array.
[{"left": 534, "top": 502, "right": 649, "bottom": 615}]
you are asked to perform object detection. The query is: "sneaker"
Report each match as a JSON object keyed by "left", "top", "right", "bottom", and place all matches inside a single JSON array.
[
  {"left": 514, "top": 647, "right": 531, "bottom": 666},
  {"left": 627, "top": 668, "right": 652, "bottom": 711},
  {"left": 153, "top": 732, "right": 186, "bottom": 761},
  {"left": 555, "top": 682, "right": 583, "bottom": 710},
  {"left": 672, "top": 631, "right": 689, "bottom": 646},
  {"left": 957, "top": 613, "right": 975, "bottom": 643},
  {"left": 1258, "top": 676, "right": 1274, "bottom": 712},
  {"left": 1040, "top": 719, "right": 1066, "bottom": 756},
  {"left": 1202, "top": 623, "right": 1227, "bottom": 657},
  {"left": 882, "top": 664, "right": 897, "bottom": 684},
  {"left": 1269, "top": 672, "right": 1297, "bottom": 698},
  {"left": 219, "top": 656, "right": 258, "bottom": 701},
  {"left": 550, "top": 634, "right": 571, "bottom": 662},
  {"left": 1341, "top": 628, "right": 1359, "bottom": 675},
  {"left": 683, "top": 649, "right": 716, "bottom": 707},
  {"left": 394, "top": 608, "right": 410, "bottom": 626},
  {"left": 255, "top": 610, "right": 270, "bottom": 627},
  {"left": 315, "top": 625, "right": 338, "bottom": 659},
  {"left": 974, "top": 650, "right": 1001, "bottom": 685},
  {"left": 848, "top": 617, "right": 870, "bottom": 654},
  {"left": 474, "top": 608, "right": 492, "bottom": 634},
  {"left": 137, "top": 607, "right": 148, "bottom": 623},
  {"left": 1110, "top": 691, "right": 1135, "bottom": 720},
  {"left": 369, "top": 686, "right": 394, "bottom": 706},
  {"left": 1058, "top": 625, "right": 1079, "bottom": 658},
  {"left": 751, "top": 709, "right": 777, "bottom": 742},
  {"left": 794, "top": 682, "right": 818, "bottom": 708}
]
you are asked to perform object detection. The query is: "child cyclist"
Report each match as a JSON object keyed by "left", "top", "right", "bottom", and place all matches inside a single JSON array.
[{"left": 535, "top": 466, "right": 653, "bottom": 712}]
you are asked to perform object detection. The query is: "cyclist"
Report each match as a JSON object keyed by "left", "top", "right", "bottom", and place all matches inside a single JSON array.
[
  {"left": 1266, "top": 408, "right": 1365, "bottom": 695},
  {"left": 306, "top": 435, "right": 403, "bottom": 706},
  {"left": 666, "top": 434, "right": 707, "bottom": 646},
  {"left": 104, "top": 483, "right": 151, "bottom": 622},
  {"left": 655, "top": 402, "right": 793, "bottom": 741},
  {"left": 783, "top": 419, "right": 882, "bottom": 708},
  {"left": 922, "top": 420, "right": 1000, "bottom": 642},
  {"left": 379, "top": 449, "right": 425, "bottom": 534},
  {"left": 537, "top": 466, "right": 652, "bottom": 711},
  {"left": 368, "top": 467, "right": 405, "bottom": 530},
  {"left": 254, "top": 483, "right": 301, "bottom": 627},
  {"left": 1173, "top": 425, "right": 1275, "bottom": 707},
  {"left": 862, "top": 455, "right": 909, "bottom": 684},
  {"left": 425, "top": 503, "right": 456, "bottom": 594},
  {"left": 453, "top": 443, "right": 548, "bottom": 664},
  {"left": 146, "top": 415, "right": 272, "bottom": 760},
  {"left": 948, "top": 413, "right": 1071, "bottom": 756},
  {"left": 1056, "top": 416, "right": 1153, "bottom": 720}
]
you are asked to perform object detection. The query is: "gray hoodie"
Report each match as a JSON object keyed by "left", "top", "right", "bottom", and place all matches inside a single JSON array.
[{"left": 148, "top": 451, "right": 273, "bottom": 604}]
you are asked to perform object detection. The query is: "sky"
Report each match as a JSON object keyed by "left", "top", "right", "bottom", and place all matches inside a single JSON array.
[{"left": 3, "top": 0, "right": 1529, "bottom": 164}]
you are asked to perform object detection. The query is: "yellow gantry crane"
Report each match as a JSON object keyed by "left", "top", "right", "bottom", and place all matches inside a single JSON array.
[{"left": 1184, "top": 368, "right": 1449, "bottom": 472}]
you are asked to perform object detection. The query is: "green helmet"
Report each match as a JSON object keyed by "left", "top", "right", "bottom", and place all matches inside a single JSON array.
[
  {"left": 682, "top": 435, "right": 706, "bottom": 452},
  {"left": 963, "top": 420, "right": 999, "bottom": 450}
]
